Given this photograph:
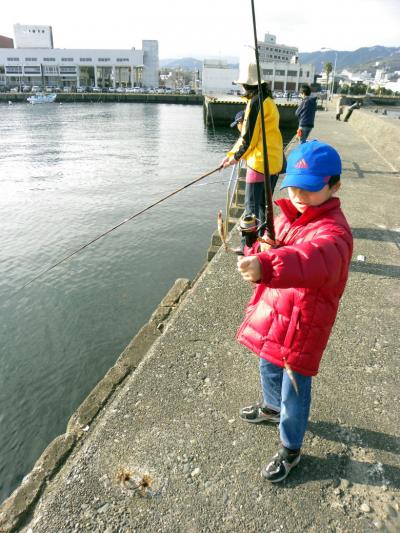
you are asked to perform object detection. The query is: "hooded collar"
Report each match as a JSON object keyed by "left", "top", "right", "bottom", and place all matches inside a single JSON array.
[{"left": 275, "top": 197, "right": 341, "bottom": 225}]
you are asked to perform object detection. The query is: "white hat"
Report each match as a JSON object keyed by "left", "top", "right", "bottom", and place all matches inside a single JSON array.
[{"left": 235, "top": 62, "right": 260, "bottom": 85}]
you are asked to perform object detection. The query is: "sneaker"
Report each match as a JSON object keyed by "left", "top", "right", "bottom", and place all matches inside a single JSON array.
[
  {"left": 239, "top": 403, "right": 280, "bottom": 424},
  {"left": 262, "top": 447, "right": 301, "bottom": 482}
]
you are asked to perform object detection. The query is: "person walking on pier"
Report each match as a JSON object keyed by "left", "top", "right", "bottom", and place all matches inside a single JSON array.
[
  {"left": 295, "top": 84, "right": 317, "bottom": 143},
  {"left": 343, "top": 101, "right": 361, "bottom": 122},
  {"left": 236, "top": 140, "right": 353, "bottom": 482},
  {"left": 336, "top": 95, "right": 345, "bottom": 120},
  {"left": 221, "top": 62, "right": 283, "bottom": 235}
]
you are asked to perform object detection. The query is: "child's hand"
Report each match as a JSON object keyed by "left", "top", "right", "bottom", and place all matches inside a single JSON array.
[
  {"left": 237, "top": 256, "right": 262, "bottom": 282},
  {"left": 258, "top": 236, "right": 276, "bottom": 252}
]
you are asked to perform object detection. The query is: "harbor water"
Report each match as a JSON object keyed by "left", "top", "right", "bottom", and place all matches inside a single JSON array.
[{"left": 0, "top": 101, "right": 294, "bottom": 502}]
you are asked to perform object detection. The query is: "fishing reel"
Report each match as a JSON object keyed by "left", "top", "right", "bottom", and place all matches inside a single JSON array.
[{"left": 238, "top": 214, "right": 266, "bottom": 248}]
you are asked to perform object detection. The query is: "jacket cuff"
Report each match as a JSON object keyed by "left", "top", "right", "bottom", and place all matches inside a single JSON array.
[
  {"left": 257, "top": 254, "right": 273, "bottom": 284},
  {"left": 244, "top": 242, "right": 260, "bottom": 256}
]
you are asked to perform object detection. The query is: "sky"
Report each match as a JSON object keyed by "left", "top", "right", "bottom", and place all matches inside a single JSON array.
[{"left": 1, "top": 0, "right": 399, "bottom": 58}]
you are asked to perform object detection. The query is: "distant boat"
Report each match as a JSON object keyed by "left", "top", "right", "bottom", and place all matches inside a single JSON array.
[{"left": 27, "top": 93, "right": 57, "bottom": 104}]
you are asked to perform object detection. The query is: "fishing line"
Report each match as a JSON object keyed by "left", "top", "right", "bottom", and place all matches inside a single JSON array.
[
  {"left": 19, "top": 164, "right": 223, "bottom": 291},
  {"left": 194, "top": 179, "right": 229, "bottom": 186}
]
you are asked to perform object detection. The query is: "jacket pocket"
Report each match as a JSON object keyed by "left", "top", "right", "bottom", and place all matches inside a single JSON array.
[{"left": 283, "top": 307, "right": 301, "bottom": 348}]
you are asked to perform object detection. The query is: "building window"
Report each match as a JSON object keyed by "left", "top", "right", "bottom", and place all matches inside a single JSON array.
[
  {"left": 43, "top": 58, "right": 56, "bottom": 62},
  {"left": 24, "top": 66, "right": 41, "bottom": 74},
  {"left": 287, "top": 70, "right": 297, "bottom": 77},
  {"left": 25, "top": 58, "right": 38, "bottom": 62},
  {"left": 306, "top": 71, "right": 310, "bottom": 77},
  {"left": 61, "top": 58, "right": 74, "bottom": 62},
  {"left": 7, "top": 57, "right": 20, "bottom": 61},
  {"left": 300, "top": 70, "right": 303, "bottom": 77},
  {"left": 263, "top": 69, "right": 273, "bottom": 75},
  {"left": 98, "top": 58, "right": 111, "bottom": 62},
  {"left": 275, "top": 69, "right": 285, "bottom": 76},
  {"left": 5, "top": 66, "right": 22, "bottom": 74},
  {"left": 116, "top": 58, "right": 130, "bottom": 62},
  {"left": 60, "top": 67, "right": 77, "bottom": 74},
  {"left": 80, "top": 58, "right": 92, "bottom": 62},
  {"left": 43, "top": 66, "right": 59, "bottom": 74}
]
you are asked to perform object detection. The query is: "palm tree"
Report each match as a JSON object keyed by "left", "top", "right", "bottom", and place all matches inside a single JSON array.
[{"left": 324, "top": 62, "right": 333, "bottom": 93}]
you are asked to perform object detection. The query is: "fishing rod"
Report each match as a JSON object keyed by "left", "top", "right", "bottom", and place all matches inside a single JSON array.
[
  {"left": 19, "top": 165, "right": 223, "bottom": 291},
  {"left": 250, "top": 0, "right": 275, "bottom": 242}
]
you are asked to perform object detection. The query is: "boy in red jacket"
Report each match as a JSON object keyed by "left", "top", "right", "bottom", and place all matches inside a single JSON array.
[{"left": 237, "top": 140, "right": 353, "bottom": 482}]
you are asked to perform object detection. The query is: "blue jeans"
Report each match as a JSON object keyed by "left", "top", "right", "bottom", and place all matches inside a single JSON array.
[
  {"left": 298, "top": 126, "right": 313, "bottom": 144},
  {"left": 259, "top": 358, "right": 312, "bottom": 450},
  {"left": 244, "top": 182, "right": 265, "bottom": 226}
]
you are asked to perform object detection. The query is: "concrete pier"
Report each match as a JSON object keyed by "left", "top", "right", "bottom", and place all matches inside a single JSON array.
[
  {"left": 0, "top": 93, "right": 203, "bottom": 105},
  {"left": 1, "top": 109, "right": 399, "bottom": 533},
  {"left": 203, "top": 95, "right": 299, "bottom": 128}
]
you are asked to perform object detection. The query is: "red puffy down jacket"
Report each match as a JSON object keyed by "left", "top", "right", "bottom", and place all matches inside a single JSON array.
[{"left": 237, "top": 197, "right": 353, "bottom": 376}]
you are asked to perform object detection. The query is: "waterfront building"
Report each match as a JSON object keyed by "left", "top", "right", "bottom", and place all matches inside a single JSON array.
[
  {"left": 256, "top": 34, "right": 314, "bottom": 92},
  {"left": 0, "top": 24, "right": 159, "bottom": 89},
  {"left": 14, "top": 24, "right": 54, "bottom": 49},
  {"left": 259, "top": 33, "right": 298, "bottom": 63},
  {"left": 201, "top": 34, "right": 314, "bottom": 96},
  {"left": 202, "top": 59, "right": 239, "bottom": 95}
]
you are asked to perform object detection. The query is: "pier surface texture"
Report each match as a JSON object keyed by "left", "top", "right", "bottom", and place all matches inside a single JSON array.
[{"left": 1, "top": 106, "right": 399, "bottom": 533}]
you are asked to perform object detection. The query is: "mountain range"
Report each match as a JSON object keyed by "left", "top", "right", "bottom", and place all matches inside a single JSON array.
[
  {"left": 160, "top": 46, "right": 400, "bottom": 73},
  {"left": 299, "top": 46, "right": 400, "bottom": 73}
]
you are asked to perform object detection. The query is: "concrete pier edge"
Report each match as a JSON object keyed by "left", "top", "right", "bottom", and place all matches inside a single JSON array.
[{"left": 0, "top": 279, "right": 191, "bottom": 532}]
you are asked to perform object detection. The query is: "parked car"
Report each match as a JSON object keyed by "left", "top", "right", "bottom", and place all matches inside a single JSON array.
[
  {"left": 116, "top": 87, "right": 125, "bottom": 93},
  {"left": 63, "top": 87, "right": 72, "bottom": 92},
  {"left": 22, "top": 85, "right": 31, "bottom": 92},
  {"left": 10, "top": 86, "right": 19, "bottom": 93},
  {"left": 31, "top": 86, "right": 41, "bottom": 93},
  {"left": 92, "top": 87, "right": 102, "bottom": 92},
  {"left": 45, "top": 86, "right": 56, "bottom": 92},
  {"left": 76, "top": 86, "right": 85, "bottom": 93}
]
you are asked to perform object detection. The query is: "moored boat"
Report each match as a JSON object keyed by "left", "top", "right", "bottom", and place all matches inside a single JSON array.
[{"left": 27, "top": 93, "right": 57, "bottom": 104}]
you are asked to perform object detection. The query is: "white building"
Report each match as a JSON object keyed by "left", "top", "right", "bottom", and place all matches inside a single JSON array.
[
  {"left": 257, "top": 34, "right": 314, "bottom": 92},
  {"left": 201, "top": 35, "right": 314, "bottom": 96},
  {"left": 202, "top": 59, "right": 239, "bottom": 95},
  {"left": 0, "top": 25, "right": 159, "bottom": 89},
  {"left": 260, "top": 59, "right": 314, "bottom": 92},
  {"left": 14, "top": 23, "right": 54, "bottom": 49},
  {"left": 142, "top": 40, "right": 159, "bottom": 88},
  {"left": 259, "top": 33, "right": 298, "bottom": 64}
]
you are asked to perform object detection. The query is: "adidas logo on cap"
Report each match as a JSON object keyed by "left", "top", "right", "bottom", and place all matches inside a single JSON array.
[{"left": 295, "top": 158, "right": 309, "bottom": 169}]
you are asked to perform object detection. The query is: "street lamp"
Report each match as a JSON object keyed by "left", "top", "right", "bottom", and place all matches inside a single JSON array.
[{"left": 321, "top": 47, "right": 338, "bottom": 100}]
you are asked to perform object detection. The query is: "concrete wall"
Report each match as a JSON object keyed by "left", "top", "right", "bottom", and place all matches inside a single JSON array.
[{"left": 348, "top": 109, "right": 400, "bottom": 172}]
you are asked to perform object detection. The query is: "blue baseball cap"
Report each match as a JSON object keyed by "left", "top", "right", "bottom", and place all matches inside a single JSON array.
[
  {"left": 280, "top": 140, "right": 342, "bottom": 192},
  {"left": 230, "top": 110, "right": 245, "bottom": 128}
]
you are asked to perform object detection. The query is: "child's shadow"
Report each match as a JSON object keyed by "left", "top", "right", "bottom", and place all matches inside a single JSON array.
[{"left": 284, "top": 420, "right": 400, "bottom": 488}]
